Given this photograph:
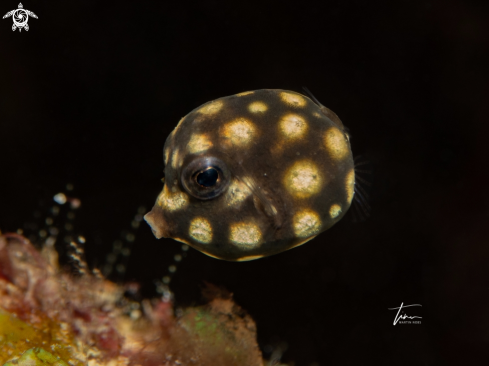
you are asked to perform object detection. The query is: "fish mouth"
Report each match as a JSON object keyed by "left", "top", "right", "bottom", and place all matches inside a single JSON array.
[{"left": 144, "top": 206, "right": 170, "bottom": 239}]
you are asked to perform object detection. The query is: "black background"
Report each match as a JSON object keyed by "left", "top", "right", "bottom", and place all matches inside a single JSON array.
[{"left": 1, "top": 0, "right": 488, "bottom": 365}]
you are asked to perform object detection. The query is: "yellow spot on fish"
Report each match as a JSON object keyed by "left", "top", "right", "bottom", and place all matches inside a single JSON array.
[
  {"left": 279, "top": 114, "right": 308, "bottom": 140},
  {"left": 280, "top": 92, "right": 306, "bottom": 107},
  {"left": 229, "top": 222, "right": 262, "bottom": 249},
  {"left": 225, "top": 178, "right": 252, "bottom": 207},
  {"left": 329, "top": 204, "right": 342, "bottom": 218},
  {"left": 324, "top": 127, "right": 349, "bottom": 161},
  {"left": 346, "top": 169, "right": 355, "bottom": 204},
  {"left": 312, "top": 112, "right": 321, "bottom": 118},
  {"left": 293, "top": 209, "right": 322, "bottom": 238},
  {"left": 187, "top": 133, "right": 213, "bottom": 154},
  {"left": 189, "top": 217, "right": 213, "bottom": 244},
  {"left": 236, "top": 91, "right": 254, "bottom": 96},
  {"left": 197, "top": 100, "right": 223, "bottom": 115},
  {"left": 157, "top": 185, "right": 189, "bottom": 211},
  {"left": 283, "top": 160, "right": 323, "bottom": 198},
  {"left": 221, "top": 118, "right": 256, "bottom": 148},
  {"left": 248, "top": 101, "right": 268, "bottom": 113},
  {"left": 237, "top": 255, "right": 266, "bottom": 262},
  {"left": 171, "top": 148, "right": 181, "bottom": 169}
]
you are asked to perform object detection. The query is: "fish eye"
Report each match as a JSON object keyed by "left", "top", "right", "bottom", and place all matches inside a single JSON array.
[
  {"left": 181, "top": 157, "right": 230, "bottom": 200},
  {"left": 195, "top": 167, "right": 219, "bottom": 187}
]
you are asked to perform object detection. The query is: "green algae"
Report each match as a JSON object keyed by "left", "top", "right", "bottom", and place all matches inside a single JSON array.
[
  {"left": 0, "top": 309, "right": 46, "bottom": 364},
  {"left": 192, "top": 309, "right": 222, "bottom": 340},
  {"left": 0, "top": 310, "right": 40, "bottom": 345},
  {"left": 0, "top": 309, "right": 82, "bottom": 366},
  {"left": 176, "top": 301, "right": 262, "bottom": 365},
  {"left": 3, "top": 348, "right": 69, "bottom": 366}
]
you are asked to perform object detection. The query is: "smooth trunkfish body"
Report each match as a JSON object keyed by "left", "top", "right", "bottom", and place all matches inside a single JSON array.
[{"left": 145, "top": 89, "right": 355, "bottom": 261}]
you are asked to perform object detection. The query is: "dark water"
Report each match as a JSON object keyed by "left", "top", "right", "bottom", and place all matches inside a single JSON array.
[{"left": 1, "top": 0, "right": 488, "bottom": 364}]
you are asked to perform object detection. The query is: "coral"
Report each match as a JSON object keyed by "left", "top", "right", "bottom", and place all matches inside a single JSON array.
[{"left": 0, "top": 233, "right": 264, "bottom": 366}]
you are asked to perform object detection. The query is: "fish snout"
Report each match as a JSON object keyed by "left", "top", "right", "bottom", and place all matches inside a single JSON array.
[{"left": 144, "top": 206, "right": 170, "bottom": 239}]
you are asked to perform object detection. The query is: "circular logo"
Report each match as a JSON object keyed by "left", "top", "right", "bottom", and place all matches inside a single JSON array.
[{"left": 12, "top": 9, "right": 28, "bottom": 27}]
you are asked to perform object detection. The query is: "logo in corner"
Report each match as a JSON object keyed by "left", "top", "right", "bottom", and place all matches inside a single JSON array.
[
  {"left": 388, "top": 302, "right": 422, "bottom": 325},
  {"left": 3, "top": 3, "right": 37, "bottom": 32}
]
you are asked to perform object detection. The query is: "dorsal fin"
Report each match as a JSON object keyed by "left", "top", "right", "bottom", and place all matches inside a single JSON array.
[{"left": 302, "top": 87, "right": 346, "bottom": 130}]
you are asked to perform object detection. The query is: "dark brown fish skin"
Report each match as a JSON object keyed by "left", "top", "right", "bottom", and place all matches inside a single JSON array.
[{"left": 145, "top": 89, "right": 354, "bottom": 261}]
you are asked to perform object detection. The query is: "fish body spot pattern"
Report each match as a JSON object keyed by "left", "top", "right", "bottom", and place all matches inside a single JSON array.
[{"left": 145, "top": 89, "right": 355, "bottom": 261}]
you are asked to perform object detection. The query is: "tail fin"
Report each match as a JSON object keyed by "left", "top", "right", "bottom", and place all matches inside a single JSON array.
[
  {"left": 302, "top": 87, "right": 371, "bottom": 222},
  {"left": 350, "top": 155, "right": 373, "bottom": 223}
]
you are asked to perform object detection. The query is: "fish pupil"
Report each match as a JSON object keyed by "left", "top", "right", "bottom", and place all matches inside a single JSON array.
[{"left": 196, "top": 168, "right": 218, "bottom": 187}]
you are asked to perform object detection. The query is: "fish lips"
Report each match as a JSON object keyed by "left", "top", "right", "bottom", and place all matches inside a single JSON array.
[{"left": 144, "top": 206, "right": 170, "bottom": 239}]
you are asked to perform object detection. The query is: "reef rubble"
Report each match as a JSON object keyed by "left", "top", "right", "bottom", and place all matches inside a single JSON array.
[{"left": 0, "top": 233, "right": 264, "bottom": 366}]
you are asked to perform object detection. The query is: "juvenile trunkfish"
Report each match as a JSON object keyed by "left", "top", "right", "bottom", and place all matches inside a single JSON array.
[{"left": 145, "top": 89, "right": 362, "bottom": 261}]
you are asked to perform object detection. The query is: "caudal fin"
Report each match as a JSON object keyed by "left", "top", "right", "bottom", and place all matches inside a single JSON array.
[{"left": 350, "top": 155, "right": 373, "bottom": 223}]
